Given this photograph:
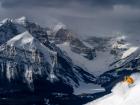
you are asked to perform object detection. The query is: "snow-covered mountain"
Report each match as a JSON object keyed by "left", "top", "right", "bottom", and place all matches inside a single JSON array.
[
  {"left": 1, "top": 17, "right": 140, "bottom": 105},
  {"left": 47, "top": 24, "right": 140, "bottom": 105},
  {"left": 49, "top": 27, "right": 96, "bottom": 60},
  {"left": 0, "top": 17, "right": 99, "bottom": 96},
  {"left": 0, "top": 16, "right": 49, "bottom": 45},
  {"left": 48, "top": 25, "right": 140, "bottom": 76}
]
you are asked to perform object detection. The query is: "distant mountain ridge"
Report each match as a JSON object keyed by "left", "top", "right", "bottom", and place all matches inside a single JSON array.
[{"left": 48, "top": 24, "right": 140, "bottom": 75}]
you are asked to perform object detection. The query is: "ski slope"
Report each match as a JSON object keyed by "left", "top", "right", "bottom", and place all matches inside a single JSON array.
[{"left": 86, "top": 73, "right": 140, "bottom": 105}]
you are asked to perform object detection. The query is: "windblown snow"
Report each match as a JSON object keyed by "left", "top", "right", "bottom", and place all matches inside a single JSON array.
[
  {"left": 86, "top": 73, "right": 140, "bottom": 105},
  {"left": 53, "top": 22, "right": 66, "bottom": 33}
]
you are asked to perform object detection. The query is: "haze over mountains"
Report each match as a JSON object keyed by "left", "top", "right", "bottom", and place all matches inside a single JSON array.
[
  {"left": 0, "top": 0, "right": 140, "bottom": 105},
  {"left": 0, "top": 17, "right": 139, "bottom": 105},
  {"left": 1, "top": 0, "right": 140, "bottom": 38}
]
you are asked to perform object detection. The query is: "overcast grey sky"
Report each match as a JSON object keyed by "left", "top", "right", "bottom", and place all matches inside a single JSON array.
[{"left": 0, "top": 0, "right": 140, "bottom": 38}]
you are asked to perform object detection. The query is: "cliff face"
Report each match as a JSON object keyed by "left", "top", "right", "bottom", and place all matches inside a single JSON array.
[{"left": 0, "top": 17, "right": 96, "bottom": 97}]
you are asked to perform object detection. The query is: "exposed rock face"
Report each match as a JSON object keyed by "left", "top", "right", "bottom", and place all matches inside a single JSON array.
[
  {"left": 84, "top": 36, "right": 111, "bottom": 51},
  {"left": 49, "top": 28, "right": 96, "bottom": 60},
  {"left": 70, "top": 38, "right": 96, "bottom": 60},
  {"left": 0, "top": 17, "right": 96, "bottom": 96}
]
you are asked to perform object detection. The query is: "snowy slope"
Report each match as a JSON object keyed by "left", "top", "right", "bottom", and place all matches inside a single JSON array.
[
  {"left": 1, "top": 18, "right": 139, "bottom": 77},
  {"left": 6, "top": 31, "right": 52, "bottom": 64},
  {"left": 111, "top": 36, "right": 139, "bottom": 59},
  {"left": 56, "top": 35, "right": 140, "bottom": 76},
  {"left": 86, "top": 73, "right": 140, "bottom": 105},
  {"left": 0, "top": 31, "right": 56, "bottom": 88},
  {"left": 49, "top": 25, "right": 138, "bottom": 76},
  {"left": 57, "top": 42, "right": 114, "bottom": 75},
  {"left": 74, "top": 82, "right": 105, "bottom": 95},
  {"left": 121, "top": 47, "right": 138, "bottom": 59},
  {"left": 2, "top": 17, "right": 140, "bottom": 96},
  {"left": 5, "top": 31, "right": 98, "bottom": 92},
  {"left": 0, "top": 17, "right": 101, "bottom": 96}
]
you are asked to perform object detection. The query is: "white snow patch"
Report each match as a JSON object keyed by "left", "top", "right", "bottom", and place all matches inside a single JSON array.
[
  {"left": 74, "top": 82, "right": 105, "bottom": 95},
  {"left": 112, "top": 42, "right": 130, "bottom": 49},
  {"left": 121, "top": 47, "right": 138, "bottom": 59},
  {"left": 7, "top": 31, "right": 34, "bottom": 48}
]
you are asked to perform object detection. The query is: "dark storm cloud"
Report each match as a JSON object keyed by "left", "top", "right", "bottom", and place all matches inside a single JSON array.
[
  {"left": 0, "top": 0, "right": 140, "bottom": 41},
  {"left": 1, "top": 0, "right": 140, "bottom": 8},
  {"left": 1, "top": 0, "right": 70, "bottom": 8}
]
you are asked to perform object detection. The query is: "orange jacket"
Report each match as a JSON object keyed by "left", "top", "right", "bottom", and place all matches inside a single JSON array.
[{"left": 124, "top": 76, "right": 134, "bottom": 85}]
